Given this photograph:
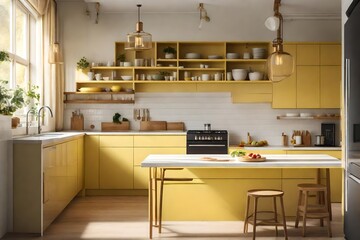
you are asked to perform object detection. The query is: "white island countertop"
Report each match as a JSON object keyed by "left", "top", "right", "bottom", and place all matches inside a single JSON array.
[{"left": 141, "top": 154, "right": 342, "bottom": 168}]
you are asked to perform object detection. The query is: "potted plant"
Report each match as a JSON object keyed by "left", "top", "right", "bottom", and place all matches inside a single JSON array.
[
  {"left": 163, "top": 46, "right": 176, "bottom": 59},
  {"left": 117, "top": 53, "right": 126, "bottom": 66},
  {"left": 160, "top": 71, "right": 171, "bottom": 80},
  {"left": 0, "top": 51, "right": 10, "bottom": 62},
  {"left": 77, "top": 57, "right": 90, "bottom": 70}
]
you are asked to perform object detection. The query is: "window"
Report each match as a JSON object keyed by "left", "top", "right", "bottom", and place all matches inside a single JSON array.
[{"left": 0, "top": 0, "right": 40, "bottom": 117}]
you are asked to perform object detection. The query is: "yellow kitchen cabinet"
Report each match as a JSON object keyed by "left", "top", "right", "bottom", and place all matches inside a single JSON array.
[
  {"left": 99, "top": 147, "right": 134, "bottom": 189},
  {"left": 85, "top": 135, "right": 99, "bottom": 189},
  {"left": 14, "top": 136, "right": 84, "bottom": 234},
  {"left": 100, "top": 135, "right": 133, "bottom": 147},
  {"left": 133, "top": 147, "right": 186, "bottom": 189},
  {"left": 320, "top": 45, "right": 341, "bottom": 65},
  {"left": 163, "top": 178, "right": 282, "bottom": 220},
  {"left": 77, "top": 137, "right": 84, "bottom": 192},
  {"left": 296, "top": 66, "right": 320, "bottom": 108},
  {"left": 320, "top": 66, "right": 341, "bottom": 108},
  {"left": 272, "top": 45, "right": 297, "bottom": 108},
  {"left": 133, "top": 135, "right": 186, "bottom": 189},
  {"left": 66, "top": 140, "right": 78, "bottom": 198},
  {"left": 286, "top": 150, "right": 342, "bottom": 202},
  {"left": 297, "top": 45, "right": 320, "bottom": 65},
  {"left": 134, "top": 135, "right": 185, "bottom": 147}
]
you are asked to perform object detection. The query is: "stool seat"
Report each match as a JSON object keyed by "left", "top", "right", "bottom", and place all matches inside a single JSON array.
[
  {"left": 297, "top": 183, "right": 326, "bottom": 190},
  {"left": 244, "top": 189, "right": 288, "bottom": 240},
  {"left": 295, "top": 183, "right": 332, "bottom": 237},
  {"left": 248, "top": 189, "right": 284, "bottom": 197}
]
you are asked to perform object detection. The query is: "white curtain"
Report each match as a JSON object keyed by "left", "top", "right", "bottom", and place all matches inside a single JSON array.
[{"left": 43, "top": 0, "right": 64, "bottom": 131}]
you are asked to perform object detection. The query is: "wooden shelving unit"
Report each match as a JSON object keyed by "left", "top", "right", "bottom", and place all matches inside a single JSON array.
[
  {"left": 63, "top": 91, "right": 135, "bottom": 104},
  {"left": 276, "top": 116, "right": 340, "bottom": 120}
]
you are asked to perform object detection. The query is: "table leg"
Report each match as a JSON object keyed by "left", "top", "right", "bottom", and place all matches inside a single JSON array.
[
  {"left": 326, "top": 168, "right": 332, "bottom": 221},
  {"left": 148, "top": 168, "right": 153, "bottom": 239}
]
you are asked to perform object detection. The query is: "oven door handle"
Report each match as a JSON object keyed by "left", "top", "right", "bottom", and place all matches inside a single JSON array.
[
  {"left": 188, "top": 144, "right": 227, "bottom": 147},
  {"left": 349, "top": 174, "right": 360, "bottom": 184}
]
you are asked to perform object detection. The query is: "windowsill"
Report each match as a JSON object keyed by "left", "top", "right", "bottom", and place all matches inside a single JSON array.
[{"left": 12, "top": 125, "right": 54, "bottom": 137}]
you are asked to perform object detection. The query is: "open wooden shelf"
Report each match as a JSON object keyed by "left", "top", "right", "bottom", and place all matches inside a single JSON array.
[
  {"left": 64, "top": 100, "right": 135, "bottom": 104},
  {"left": 277, "top": 116, "right": 340, "bottom": 120}
]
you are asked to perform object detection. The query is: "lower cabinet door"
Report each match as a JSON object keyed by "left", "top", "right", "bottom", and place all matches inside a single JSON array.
[
  {"left": 99, "top": 147, "right": 134, "bottom": 189},
  {"left": 133, "top": 147, "right": 186, "bottom": 189}
]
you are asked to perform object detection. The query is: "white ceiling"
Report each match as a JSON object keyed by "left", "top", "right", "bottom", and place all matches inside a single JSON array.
[{"left": 82, "top": 0, "right": 341, "bottom": 15}]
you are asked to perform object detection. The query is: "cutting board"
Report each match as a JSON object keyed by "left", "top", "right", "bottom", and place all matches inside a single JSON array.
[
  {"left": 302, "top": 130, "right": 311, "bottom": 146},
  {"left": 101, "top": 122, "right": 130, "bottom": 131},
  {"left": 140, "top": 121, "right": 167, "bottom": 131},
  {"left": 71, "top": 115, "right": 84, "bottom": 130},
  {"left": 167, "top": 122, "right": 185, "bottom": 131}
]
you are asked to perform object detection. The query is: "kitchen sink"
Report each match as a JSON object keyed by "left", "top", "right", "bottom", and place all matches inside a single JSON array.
[{"left": 38, "top": 132, "right": 65, "bottom": 137}]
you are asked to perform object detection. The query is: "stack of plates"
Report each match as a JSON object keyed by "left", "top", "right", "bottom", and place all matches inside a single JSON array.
[
  {"left": 185, "top": 53, "right": 201, "bottom": 59},
  {"left": 208, "top": 55, "right": 222, "bottom": 59},
  {"left": 252, "top": 48, "right": 267, "bottom": 59},
  {"left": 226, "top": 53, "right": 240, "bottom": 59}
]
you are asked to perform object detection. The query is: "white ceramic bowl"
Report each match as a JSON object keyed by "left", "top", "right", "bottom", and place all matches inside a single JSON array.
[
  {"left": 300, "top": 113, "right": 313, "bottom": 117},
  {"left": 249, "top": 72, "right": 263, "bottom": 81},
  {"left": 102, "top": 77, "right": 110, "bottom": 81},
  {"left": 121, "top": 75, "right": 133, "bottom": 80},
  {"left": 232, "top": 69, "right": 247, "bottom": 80},
  {"left": 123, "top": 62, "right": 132, "bottom": 67},
  {"left": 226, "top": 53, "right": 240, "bottom": 59},
  {"left": 208, "top": 55, "right": 222, "bottom": 59},
  {"left": 201, "top": 74, "right": 210, "bottom": 81},
  {"left": 185, "top": 53, "right": 201, "bottom": 59},
  {"left": 285, "top": 113, "right": 300, "bottom": 117}
]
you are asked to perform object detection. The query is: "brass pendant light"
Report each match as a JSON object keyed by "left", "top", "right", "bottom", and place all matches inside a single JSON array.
[
  {"left": 267, "top": 0, "right": 294, "bottom": 82},
  {"left": 49, "top": 0, "right": 63, "bottom": 64},
  {"left": 125, "top": 4, "right": 152, "bottom": 51}
]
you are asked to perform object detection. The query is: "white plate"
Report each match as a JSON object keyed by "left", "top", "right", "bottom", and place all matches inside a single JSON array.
[{"left": 285, "top": 113, "right": 300, "bottom": 117}]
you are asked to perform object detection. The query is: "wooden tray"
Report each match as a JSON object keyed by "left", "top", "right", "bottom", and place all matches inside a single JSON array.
[
  {"left": 200, "top": 157, "right": 232, "bottom": 162},
  {"left": 240, "top": 156, "right": 266, "bottom": 162},
  {"left": 101, "top": 122, "right": 130, "bottom": 131}
]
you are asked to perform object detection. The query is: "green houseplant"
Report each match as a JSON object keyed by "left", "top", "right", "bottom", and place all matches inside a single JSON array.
[
  {"left": 0, "top": 51, "right": 10, "bottom": 62},
  {"left": 76, "top": 57, "right": 90, "bottom": 70},
  {"left": 117, "top": 53, "right": 126, "bottom": 66},
  {"left": 163, "top": 46, "right": 176, "bottom": 59}
]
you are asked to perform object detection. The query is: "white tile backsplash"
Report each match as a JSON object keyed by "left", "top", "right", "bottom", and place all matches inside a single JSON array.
[{"left": 64, "top": 92, "right": 340, "bottom": 145}]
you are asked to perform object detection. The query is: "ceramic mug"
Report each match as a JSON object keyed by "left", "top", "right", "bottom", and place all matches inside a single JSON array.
[
  {"left": 88, "top": 72, "right": 94, "bottom": 80},
  {"left": 295, "top": 136, "right": 302, "bottom": 145},
  {"left": 95, "top": 73, "right": 102, "bottom": 80}
]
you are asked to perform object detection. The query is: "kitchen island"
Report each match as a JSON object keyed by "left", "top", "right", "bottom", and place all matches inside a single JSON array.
[{"left": 141, "top": 154, "right": 341, "bottom": 239}]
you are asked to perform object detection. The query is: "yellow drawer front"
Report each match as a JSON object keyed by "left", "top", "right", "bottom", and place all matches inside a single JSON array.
[
  {"left": 133, "top": 147, "right": 186, "bottom": 166},
  {"left": 134, "top": 167, "right": 149, "bottom": 189},
  {"left": 100, "top": 136, "right": 133, "bottom": 147},
  {"left": 134, "top": 135, "right": 186, "bottom": 147}
]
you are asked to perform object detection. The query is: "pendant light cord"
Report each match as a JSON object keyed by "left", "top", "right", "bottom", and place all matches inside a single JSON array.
[{"left": 137, "top": 4, "right": 141, "bottom": 22}]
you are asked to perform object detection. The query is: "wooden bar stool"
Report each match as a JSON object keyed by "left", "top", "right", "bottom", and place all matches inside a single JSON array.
[
  {"left": 244, "top": 189, "right": 288, "bottom": 240},
  {"left": 295, "top": 183, "right": 332, "bottom": 237},
  {"left": 158, "top": 168, "right": 193, "bottom": 233}
]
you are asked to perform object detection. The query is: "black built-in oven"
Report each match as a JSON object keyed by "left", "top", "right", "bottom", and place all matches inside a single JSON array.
[{"left": 186, "top": 130, "right": 228, "bottom": 154}]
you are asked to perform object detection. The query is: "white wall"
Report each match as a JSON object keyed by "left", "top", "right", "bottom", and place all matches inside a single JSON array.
[
  {"left": 60, "top": 1, "right": 342, "bottom": 145},
  {"left": 59, "top": 1, "right": 341, "bottom": 91},
  {"left": 64, "top": 93, "right": 340, "bottom": 146},
  {"left": 0, "top": 116, "right": 11, "bottom": 237}
]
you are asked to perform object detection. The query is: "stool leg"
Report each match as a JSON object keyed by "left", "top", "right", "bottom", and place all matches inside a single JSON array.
[
  {"left": 324, "top": 189, "right": 332, "bottom": 237},
  {"left": 273, "top": 197, "right": 278, "bottom": 236},
  {"left": 158, "top": 169, "right": 166, "bottom": 233},
  {"left": 295, "top": 189, "right": 302, "bottom": 228},
  {"left": 252, "top": 197, "right": 258, "bottom": 240},
  {"left": 302, "top": 191, "right": 309, "bottom": 237},
  {"left": 244, "top": 195, "right": 250, "bottom": 233},
  {"left": 279, "top": 196, "right": 288, "bottom": 240},
  {"left": 319, "top": 191, "right": 324, "bottom": 227}
]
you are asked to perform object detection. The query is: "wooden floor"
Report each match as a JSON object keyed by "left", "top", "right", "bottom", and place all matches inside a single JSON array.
[{"left": 3, "top": 196, "right": 344, "bottom": 240}]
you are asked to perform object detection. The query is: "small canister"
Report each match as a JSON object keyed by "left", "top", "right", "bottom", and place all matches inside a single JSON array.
[
  {"left": 204, "top": 123, "right": 211, "bottom": 131},
  {"left": 316, "top": 135, "right": 325, "bottom": 145}
]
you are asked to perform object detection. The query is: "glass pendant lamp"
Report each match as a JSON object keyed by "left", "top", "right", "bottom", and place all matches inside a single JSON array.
[
  {"left": 125, "top": 4, "right": 152, "bottom": 51},
  {"left": 266, "top": 0, "right": 294, "bottom": 82},
  {"left": 49, "top": 0, "right": 63, "bottom": 64}
]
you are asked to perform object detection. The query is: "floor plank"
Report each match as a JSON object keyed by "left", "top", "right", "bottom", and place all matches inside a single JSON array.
[{"left": 2, "top": 196, "right": 344, "bottom": 239}]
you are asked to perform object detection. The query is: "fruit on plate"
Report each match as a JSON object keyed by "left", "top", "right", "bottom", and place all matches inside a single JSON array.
[
  {"left": 246, "top": 152, "right": 263, "bottom": 159},
  {"left": 231, "top": 150, "right": 246, "bottom": 157}
]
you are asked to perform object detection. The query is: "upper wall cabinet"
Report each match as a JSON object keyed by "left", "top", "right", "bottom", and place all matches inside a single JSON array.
[{"left": 273, "top": 43, "right": 341, "bottom": 109}]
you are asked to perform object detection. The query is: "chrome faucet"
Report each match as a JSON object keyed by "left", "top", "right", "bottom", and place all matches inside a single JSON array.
[
  {"left": 37, "top": 106, "right": 54, "bottom": 134},
  {"left": 25, "top": 109, "right": 32, "bottom": 135}
]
